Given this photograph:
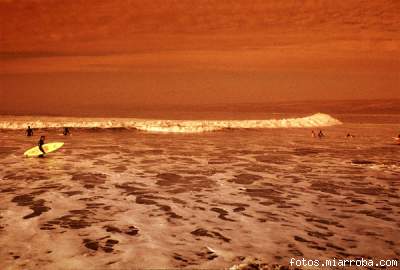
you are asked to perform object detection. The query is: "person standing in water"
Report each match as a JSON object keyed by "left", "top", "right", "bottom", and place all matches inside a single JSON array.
[
  {"left": 63, "top": 127, "right": 70, "bottom": 136},
  {"left": 26, "top": 126, "right": 34, "bottom": 137},
  {"left": 311, "top": 130, "right": 316, "bottom": 138},
  {"left": 38, "top": 135, "right": 46, "bottom": 157},
  {"left": 318, "top": 130, "right": 324, "bottom": 138}
]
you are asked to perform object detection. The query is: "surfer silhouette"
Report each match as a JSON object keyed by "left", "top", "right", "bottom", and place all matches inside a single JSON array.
[
  {"left": 38, "top": 136, "right": 46, "bottom": 157},
  {"left": 63, "top": 127, "right": 70, "bottom": 136},
  {"left": 26, "top": 126, "right": 34, "bottom": 137},
  {"left": 311, "top": 130, "right": 316, "bottom": 138},
  {"left": 318, "top": 130, "right": 324, "bottom": 138}
]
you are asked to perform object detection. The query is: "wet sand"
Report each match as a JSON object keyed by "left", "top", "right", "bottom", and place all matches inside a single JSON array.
[{"left": 0, "top": 124, "right": 399, "bottom": 269}]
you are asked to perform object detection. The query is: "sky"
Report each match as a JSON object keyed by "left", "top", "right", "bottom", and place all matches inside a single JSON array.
[{"left": 0, "top": 0, "right": 399, "bottom": 115}]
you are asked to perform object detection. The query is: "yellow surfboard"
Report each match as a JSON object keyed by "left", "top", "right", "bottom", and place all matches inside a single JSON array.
[{"left": 24, "top": 142, "right": 64, "bottom": 157}]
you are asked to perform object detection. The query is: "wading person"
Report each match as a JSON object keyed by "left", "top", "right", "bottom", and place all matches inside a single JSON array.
[
  {"left": 63, "top": 127, "right": 70, "bottom": 136},
  {"left": 26, "top": 126, "right": 34, "bottom": 137}
]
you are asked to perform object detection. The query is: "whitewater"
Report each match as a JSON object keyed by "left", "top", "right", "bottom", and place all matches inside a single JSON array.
[
  {"left": 0, "top": 113, "right": 341, "bottom": 133},
  {"left": 1, "top": 113, "right": 398, "bottom": 269}
]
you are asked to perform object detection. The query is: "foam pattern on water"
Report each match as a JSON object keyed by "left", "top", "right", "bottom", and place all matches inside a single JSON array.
[{"left": 0, "top": 123, "right": 399, "bottom": 269}]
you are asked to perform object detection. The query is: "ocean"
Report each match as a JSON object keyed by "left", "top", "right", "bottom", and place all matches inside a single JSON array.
[{"left": 0, "top": 113, "right": 399, "bottom": 269}]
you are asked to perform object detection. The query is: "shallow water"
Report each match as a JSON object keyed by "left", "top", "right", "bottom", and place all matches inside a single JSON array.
[{"left": 0, "top": 116, "right": 399, "bottom": 269}]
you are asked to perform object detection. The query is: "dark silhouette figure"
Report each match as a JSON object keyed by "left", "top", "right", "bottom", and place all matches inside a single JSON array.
[
  {"left": 26, "top": 126, "right": 34, "bottom": 137},
  {"left": 38, "top": 136, "right": 46, "bottom": 157},
  {"left": 311, "top": 130, "right": 316, "bottom": 138},
  {"left": 63, "top": 127, "right": 70, "bottom": 136},
  {"left": 318, "top": 130, "right": 324, "bottom": 138},
  {"left": 346, "top": 133, "right": 355, "bottom": 138}
]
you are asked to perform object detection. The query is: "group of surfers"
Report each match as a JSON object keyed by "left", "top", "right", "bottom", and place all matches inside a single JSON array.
[
  {"left": 24, "top": 126, "right": 400, "bottom": 156},
  {"left": 26, "top": 126, "right": 70, "bottom": 156},
  {"left": 311, "top": 130, "right": 356, "bottom": 139},
  {"left": 311, "top": 130, "right": 325, "bottom": 138}
]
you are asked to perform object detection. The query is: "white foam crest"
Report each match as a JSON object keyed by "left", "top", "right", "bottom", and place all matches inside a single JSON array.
[{"left": 0, "top": 113, "right": 341, "bottom": 133}]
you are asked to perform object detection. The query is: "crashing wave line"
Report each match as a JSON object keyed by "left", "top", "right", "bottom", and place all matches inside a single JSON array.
[{"left": 0, "top": 113, "right": 342, "bottom": 133}]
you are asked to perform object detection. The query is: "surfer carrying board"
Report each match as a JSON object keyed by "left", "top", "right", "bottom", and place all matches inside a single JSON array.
[
  {"left": 38, "top": 136, "right": 46, "bottom": 157},
  {"left": 24, "top": 139, "right": 64, "bottom": 157}
]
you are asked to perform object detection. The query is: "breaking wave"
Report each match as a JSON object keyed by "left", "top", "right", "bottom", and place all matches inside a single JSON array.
[{"left": 0, "top": 113, "right": 341, "bottom": 133}]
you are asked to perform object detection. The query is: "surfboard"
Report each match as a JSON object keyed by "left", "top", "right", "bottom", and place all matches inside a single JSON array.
[{"left": 24, "top": 142, "right": 64, "bottom": 157}]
